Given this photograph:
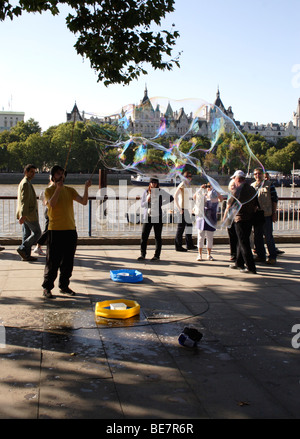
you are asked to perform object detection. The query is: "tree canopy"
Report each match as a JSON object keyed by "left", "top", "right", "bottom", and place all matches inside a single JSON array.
[
  {"left": 1, "top": 119, "right": 299, "bottom": 174},
  {"left": 0, "top": 0, "right": 180, "bottom": 85}
]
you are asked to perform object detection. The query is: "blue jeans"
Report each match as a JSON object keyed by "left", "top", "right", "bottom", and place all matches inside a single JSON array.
[
  {"left": 254, "top": 215, "right": 277, "bottom": 260},
  {"left": 18, "top": 220, "right": 41, "bottom": 257}
]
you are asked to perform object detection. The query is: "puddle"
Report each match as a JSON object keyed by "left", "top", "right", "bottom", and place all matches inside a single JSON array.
[{"left": 95, "top": 314, "right": 143, "bottom": 328}]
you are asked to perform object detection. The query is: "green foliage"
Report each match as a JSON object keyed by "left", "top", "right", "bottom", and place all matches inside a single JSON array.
[
  {"left": 0, "top": 0, "right": 180, "bottom": 86},
  {"left": 0, "top": 117, "right": 299, "bottom": 174},
  {"left": 265, "top": 141, "right": 300, "bottom": 174},
  {"left": 0, "top": 119, "right": 117, "bottom": 172}
]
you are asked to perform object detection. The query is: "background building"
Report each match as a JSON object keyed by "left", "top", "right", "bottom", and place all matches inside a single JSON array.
[
  {"left": 0, "top": 111, "right": 25, "bottom": 132},
  {"left": 66, "top": 102, "right": 84, "bottom": 123},
  {"left": 68, "top": 88, "right": 300, "bottom": 144}
]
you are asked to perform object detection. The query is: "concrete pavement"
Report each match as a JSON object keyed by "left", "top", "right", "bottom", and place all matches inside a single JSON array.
[{"left": 0, "top": 243, "right": 299, "bottom": 419}]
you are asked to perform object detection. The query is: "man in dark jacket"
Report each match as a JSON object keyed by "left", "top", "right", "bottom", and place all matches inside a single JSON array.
[{"left": 229, "top": 170, "right": 258, "bottom": 274}]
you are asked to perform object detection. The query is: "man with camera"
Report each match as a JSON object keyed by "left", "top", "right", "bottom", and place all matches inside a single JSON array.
[{"left": 228, "top": 170, "right": 258, "bottom": 274}]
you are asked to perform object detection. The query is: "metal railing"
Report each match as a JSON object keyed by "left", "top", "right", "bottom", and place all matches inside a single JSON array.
[{"left": 1, "top": 195, "right": 300, "bottom": 238}]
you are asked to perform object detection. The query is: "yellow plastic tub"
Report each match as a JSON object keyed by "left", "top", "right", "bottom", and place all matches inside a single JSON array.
[{"left": 95, "top": 299, "right": 140, "bottom": 319}]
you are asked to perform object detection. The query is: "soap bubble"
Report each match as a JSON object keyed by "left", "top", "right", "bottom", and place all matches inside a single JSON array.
[{"left": 90, "top": 97, "right": 264, "bottom": 228}]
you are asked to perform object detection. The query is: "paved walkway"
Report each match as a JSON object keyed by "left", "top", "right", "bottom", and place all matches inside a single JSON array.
[{"left": 0, "top": 243, "right": 299, "bottom": 419}]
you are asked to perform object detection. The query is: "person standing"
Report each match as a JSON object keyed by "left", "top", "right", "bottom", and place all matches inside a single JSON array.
[
  {"left": 193, "top": 183, "right": 222, "bottom": 261},
  {"left": 251, "top": 167, "right": 278, "bottom": 265},
  {"left": 227, "top": 178, "right": 238, "bottom": 261},
  {"left": 174, "top": 171, "right": 196, "bottom": 252},
  {"left": 33, "top": 176, "right": 54, "bottom": 255},
  {"left": 42, "top": 165, "right": 91, "bottom": 299},
  {"left": 137, "top": 177, "right": 173, "bottom": 261},
  {"left": 16, "top": 164, "right": 41, "bottom": 261},
  {"left": 265, "top": 172, "right": 284, "bottom": 256},
  {"left": 228, "top": 170, "right": 258, "bottom": 274}
]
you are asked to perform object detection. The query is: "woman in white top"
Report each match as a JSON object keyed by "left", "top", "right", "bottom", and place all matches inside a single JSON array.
[{"left": 193, "top": 183, "right": 222, "bottom": 261}]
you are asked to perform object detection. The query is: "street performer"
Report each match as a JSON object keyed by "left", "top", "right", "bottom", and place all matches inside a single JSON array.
[{"left": 42, "top": 165, "right": 91, "bottom": 299}]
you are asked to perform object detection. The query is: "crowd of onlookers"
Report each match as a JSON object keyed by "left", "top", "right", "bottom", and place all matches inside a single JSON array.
[
  {"left": 0, "top": 165, "right": 283, "bottom": 299},
  {"left": 137, "top": 168, "right": 282, "bottom": 275}
]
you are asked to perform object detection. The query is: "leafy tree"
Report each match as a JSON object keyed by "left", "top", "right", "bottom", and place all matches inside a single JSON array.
[
  {"left": 0, "top": 0, "right": 180, "bottom": 86},
  {"left": 274, "top": 135, "right": 296, "bottom": 150},
  {"left": 203, "top": 152, "right": 219, "bottom": 173},
  {"left": 0, "top": 144, "right": 9, "bottom": 170},
  {"left": 214, "top": 134, "right": 248, "bottom": 175},
  {"left": 10, "top": 119, "right": 41, "bottom": 141},
  {"left": 6, "top": 141, "right": 25, "bottom": 171},
  {"left": 24, "top": 132, "right": 51, "bottom": 170},
  {"left": 265, "top": 141, "right": 300, "bottom": 174}
]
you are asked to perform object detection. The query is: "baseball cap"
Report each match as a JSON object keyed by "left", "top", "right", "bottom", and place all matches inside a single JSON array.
[{"left": 231, "top": 170, "right": 245, "bottom": 179}]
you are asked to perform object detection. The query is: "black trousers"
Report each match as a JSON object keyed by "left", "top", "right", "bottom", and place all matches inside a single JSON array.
[
  {"left": 228, "top": 222, "right": 238, "bottom": 258},
  {"left": 140, "top": 219, "right": 163, "bottom": 258},
  {"left": 235, "top": 220, "right": 256, "bottom": 272},
  {"left": 42, "top": 230, "right": 77, "bottom": 291},
  {"left": 37, "top": 215, "right": 49, "bottom": 246},
  {"left": 175, "top": 210, "right": 194, "bottom": 249}
]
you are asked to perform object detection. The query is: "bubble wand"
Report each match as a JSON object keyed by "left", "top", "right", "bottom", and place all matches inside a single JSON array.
[
  {"left": 88, "top": 156, "right": 103, "bottom": 180},
  {"left": 64, "top": 111, "right": 76, "bottom": 174}
]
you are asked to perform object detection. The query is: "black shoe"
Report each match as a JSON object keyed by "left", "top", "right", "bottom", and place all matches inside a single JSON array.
[
  {"left": 25, "top": 256, "right": 38, "bottom": 262},
  {"left": 0, "top": 246, "right": 5, "bottom": 251},
  {"left": 151, "top": 256, "right": 160, "bottom": 261},
  {"left": 229, "top": 256, "right": 236, "bottom": 261},
  {"left": 43, "top": 289, "right": 53, "bottom": 299},
  {"left": 60, "top": 287, "right": 76, "bottom": 296},
  {"left": 229, "top": 264, "right": 239, "bottom": 269},
  {"left": 17, "top": 248, "right": 28, "bottom": 260},
  {"left": 176, "top": 247, "right": 187, "bottom": 252},
  {"left": 240, "top": 268, "right": 257, "bottom": 274},
  {"left": 187, "top": 245, "right": 197, "bottom": 250},
  {"left": 276, "top": 249, "right": 285, "bottom": 255},
  {"left": 254, "top": 256, "right": 266, "bottom": 262},
  {"left": 137, "top": 255, "right": 145, "bottom": 260}
]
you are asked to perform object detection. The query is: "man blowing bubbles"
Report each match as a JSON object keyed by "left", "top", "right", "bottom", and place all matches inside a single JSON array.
[{"left": 42, "top": 165, "right": 91, "bottom": 299}]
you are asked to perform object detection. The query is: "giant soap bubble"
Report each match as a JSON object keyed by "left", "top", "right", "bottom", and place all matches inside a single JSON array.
[{"left": 90, "top": 97, "right": 264, "bottom": 228}]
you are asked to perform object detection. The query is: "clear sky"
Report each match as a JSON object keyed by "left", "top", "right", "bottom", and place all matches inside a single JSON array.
[{"left": 1, "top": 0, "right": 300, "bottom": 131}]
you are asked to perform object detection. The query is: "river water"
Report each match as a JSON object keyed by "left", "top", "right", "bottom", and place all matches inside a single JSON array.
[
  {"left": 1, "top": 183, "right": 300, "bottom": 198},
  {"left": 1, "top": 182, "right": 299, "bottom": 238}
]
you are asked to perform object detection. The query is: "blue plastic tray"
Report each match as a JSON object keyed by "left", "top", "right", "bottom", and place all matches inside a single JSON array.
[{"left": 110, "top": 269, "right": 143, "bottom": 283}]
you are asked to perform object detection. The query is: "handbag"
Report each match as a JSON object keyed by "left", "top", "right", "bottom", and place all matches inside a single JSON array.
[{"left": 252, "top": 209, "right": 265, "bottom": 226}]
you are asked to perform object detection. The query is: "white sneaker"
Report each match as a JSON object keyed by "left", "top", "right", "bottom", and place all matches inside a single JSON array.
[
  {"left": 196, "top": 255, "right": 202, "bottom": 261},
  {"left": 33, "top": 246, "right": 45, "bottom": 255},
  {"left": 207, "top": 255, "right": 214, "bottom": 261}
]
